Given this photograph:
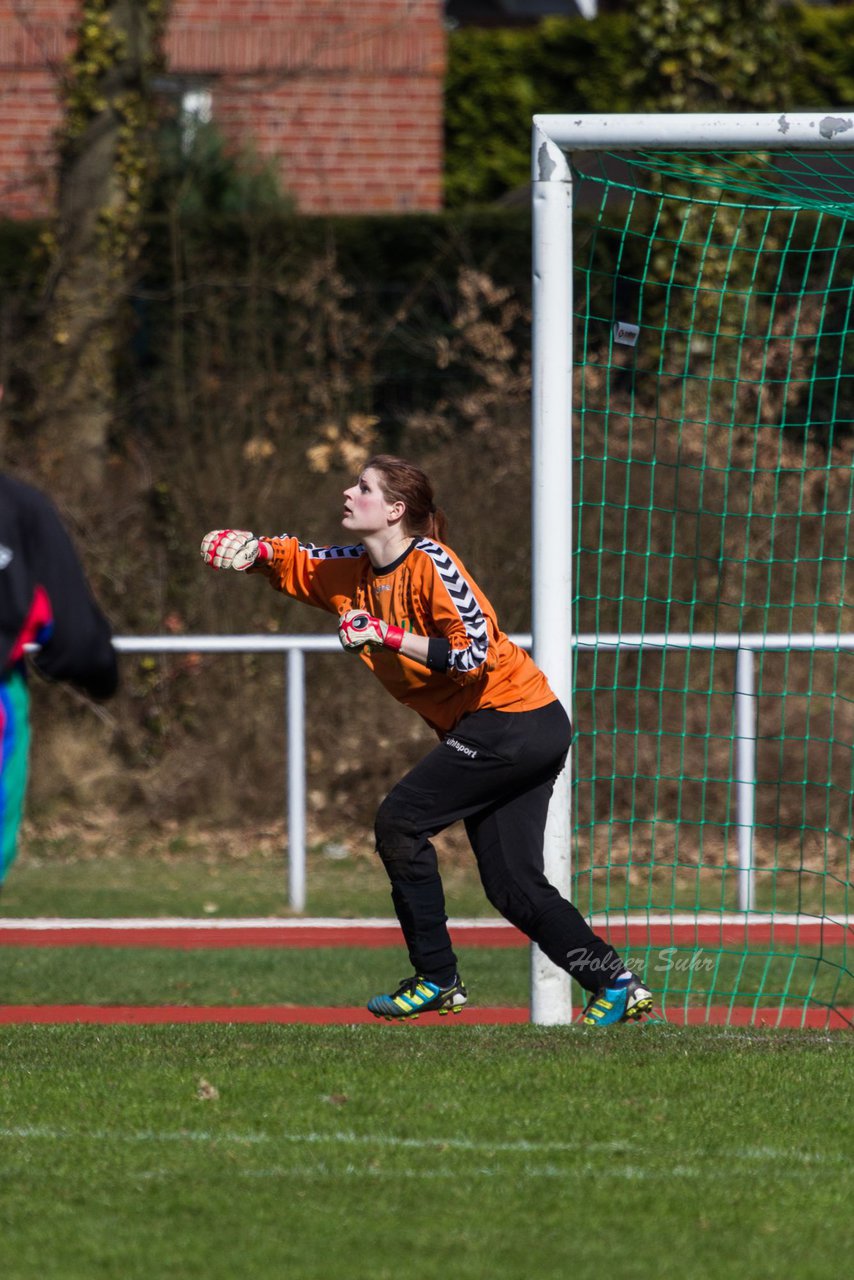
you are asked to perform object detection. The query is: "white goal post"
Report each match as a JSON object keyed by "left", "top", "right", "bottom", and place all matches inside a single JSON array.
[{"left": 529, "top": 112, "right": 854, "bottom": 1025}]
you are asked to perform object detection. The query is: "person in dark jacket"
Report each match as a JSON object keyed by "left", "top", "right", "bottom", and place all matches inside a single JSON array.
[{"left": 0, "top": 472, "right": 118, "bottom": 886}]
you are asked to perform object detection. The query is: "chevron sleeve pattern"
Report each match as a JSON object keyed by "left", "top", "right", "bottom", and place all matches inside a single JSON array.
[
  {"left": 413, "top": 539, "right": 497, "bottom": 683},
  {"left": 254, "top": 535, "right": 368, "bottom": 616}
]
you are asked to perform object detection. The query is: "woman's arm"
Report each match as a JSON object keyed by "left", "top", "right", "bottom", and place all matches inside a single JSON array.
[
  {"left": 338, "top": 609, "right": 449, "bottom": 672},
  {"left": 200, "top": 528, "right": 364, "bottom": 616}
]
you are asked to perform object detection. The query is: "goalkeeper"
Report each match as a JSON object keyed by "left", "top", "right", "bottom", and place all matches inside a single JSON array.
[{"left": 201, "top": 455, "right": 652, "bottom": 1026}]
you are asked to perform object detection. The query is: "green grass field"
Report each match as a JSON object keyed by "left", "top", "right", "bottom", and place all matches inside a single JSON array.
[
  {"left": 1, "top": 1024, "right": 851, "bottom": 1280},
  {"left": 1, "top": 945, "right": 529, "bottom": 1007},
  {"left": 0, "top": 838, "right": 485, "bottom": 919},
  {"left": 2, "top": 942, "right": 851, "bottom": 1014},
  {"left": 2, "top": 832, "right": 852, "bottom": 1278},
  {"left": 3, "top": 832, "right": 850, "bottom": 920}
]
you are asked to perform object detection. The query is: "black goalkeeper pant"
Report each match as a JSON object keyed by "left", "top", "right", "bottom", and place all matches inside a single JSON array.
[{"left": 374, "top": 701, "right": 625, "bottom": 995}]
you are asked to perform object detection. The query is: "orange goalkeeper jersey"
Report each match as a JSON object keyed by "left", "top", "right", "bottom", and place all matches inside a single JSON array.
[{"left": 254, "top": 535, "right": 556, "bottom": 734}]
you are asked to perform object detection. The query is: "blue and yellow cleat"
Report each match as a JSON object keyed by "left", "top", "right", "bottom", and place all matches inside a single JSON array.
[
  {"left": 582, "top": 974, "right": 654, "bottom": 1026},
  {"left": 367, "top": 974, "right": 468, "bottom": 1021}
]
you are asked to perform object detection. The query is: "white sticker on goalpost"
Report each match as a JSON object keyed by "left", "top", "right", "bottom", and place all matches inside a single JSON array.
[{"left": 613, "top": 321, "right": 640, "bottom": 347}]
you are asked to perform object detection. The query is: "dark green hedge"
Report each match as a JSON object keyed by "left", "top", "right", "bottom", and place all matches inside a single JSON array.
[
  {"left": 794, "top": 3, "right": 854, "bottom": 104},
  {"left": 138, "top": 207, "right": 532, "bottom": 296},
  {"left": 445, "top": 3, "right": 854, "bottom": 208},
  {"left": 444, "top": 13, "right": 637, "bottom": 208},
  {"left": 130, "top": 207, "right": 534, "bottom": 444}
]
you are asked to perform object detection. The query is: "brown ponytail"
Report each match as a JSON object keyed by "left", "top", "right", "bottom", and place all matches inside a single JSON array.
[{"left": 365, "top": 455, "right": 448, "bottom": 544}]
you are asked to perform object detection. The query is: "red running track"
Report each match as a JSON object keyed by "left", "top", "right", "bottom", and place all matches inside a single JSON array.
[{"left": 0, "top": 917, "right": 849, "bottom": 949}]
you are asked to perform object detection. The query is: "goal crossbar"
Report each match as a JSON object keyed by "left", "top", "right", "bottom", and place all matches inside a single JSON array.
[{"left": 533, "top": 111, "right": 854, "bottom": 153}]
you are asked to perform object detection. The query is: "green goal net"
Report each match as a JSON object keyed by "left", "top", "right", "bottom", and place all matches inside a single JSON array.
[{"left": 570, "top": 146, "right": 853, "bottom": 1028}]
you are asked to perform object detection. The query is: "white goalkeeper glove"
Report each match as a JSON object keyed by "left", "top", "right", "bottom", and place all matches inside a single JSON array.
[
  {"left": 338, "top": 609, "right": 405, "bottom": 654},
  {"left": 200, "top": 529, "right": 271, "bottom": 571}
]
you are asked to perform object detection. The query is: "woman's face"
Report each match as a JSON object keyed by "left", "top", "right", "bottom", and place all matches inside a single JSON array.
[{"left": 342, "top": 468, "right": 402, "bottom": 537}]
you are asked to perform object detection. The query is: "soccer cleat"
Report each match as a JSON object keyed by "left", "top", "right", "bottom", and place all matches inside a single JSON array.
[
  {"left": 581, "top": 974, "right": 654, "bottom": 1027},
  {"left": 367, "top": 974, "right": 468, "bottom": 1021}
]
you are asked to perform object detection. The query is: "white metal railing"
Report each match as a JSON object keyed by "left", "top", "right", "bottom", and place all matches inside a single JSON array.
[
  {"left": 112, "top": 633, "right": 339, "bottom": 912},
  {"left": 110, "top": 633, "right": 529, "bottom": 912},
  {"left": 86, "top": 631, "right": 854, "bottom": 913}
]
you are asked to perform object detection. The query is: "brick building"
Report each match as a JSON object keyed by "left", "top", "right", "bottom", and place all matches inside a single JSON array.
[{"left": 0, "top": 0, "right": 447, "bottom": 218}]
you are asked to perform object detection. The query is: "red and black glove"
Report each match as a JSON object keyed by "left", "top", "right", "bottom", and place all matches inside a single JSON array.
[{"left": 338, "top": 609, "right": 405, "bottom": 654}]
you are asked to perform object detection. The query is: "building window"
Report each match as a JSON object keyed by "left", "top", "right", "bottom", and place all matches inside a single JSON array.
[
  {"left": 153, "top": 78, "right": 214, "bottom": 154},
  {"left": 180, "top": 89, "right": 213, "bottom": 154}
]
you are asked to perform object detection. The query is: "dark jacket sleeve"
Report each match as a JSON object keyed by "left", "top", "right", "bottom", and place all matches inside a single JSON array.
[{"left": 1, "top": 476, "right": 118, "bottom": 698}]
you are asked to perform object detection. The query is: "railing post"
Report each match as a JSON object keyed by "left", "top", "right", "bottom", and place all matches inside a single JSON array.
[
  {"left": 287, "top": 647, "right": 306, "bottom": 912},
  {"left": 735, "top": 646, "right": 757, "bottom": 912}
]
